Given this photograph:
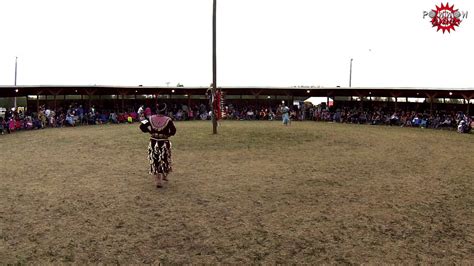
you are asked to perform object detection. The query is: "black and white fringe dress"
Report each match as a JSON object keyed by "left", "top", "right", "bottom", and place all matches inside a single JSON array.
[{"left": 140, "top": 115, "right": 176, "bottom": 176}]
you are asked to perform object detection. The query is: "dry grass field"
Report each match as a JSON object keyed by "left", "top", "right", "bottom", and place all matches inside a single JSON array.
[{"left": 0, "top": 121, "right": 473, "bottom": 264}]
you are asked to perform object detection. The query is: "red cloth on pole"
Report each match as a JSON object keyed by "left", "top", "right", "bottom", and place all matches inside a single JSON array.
[{"left": 213, "top": 90, "right": 222, "bottom": 120}]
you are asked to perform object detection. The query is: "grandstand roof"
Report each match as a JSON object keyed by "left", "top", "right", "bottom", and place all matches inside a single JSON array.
[{"left": 0, "top": 85, "right": 473, "bottom": 99}]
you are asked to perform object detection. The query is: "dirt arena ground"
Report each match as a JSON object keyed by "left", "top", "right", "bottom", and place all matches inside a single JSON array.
[{"left": 0, "top": 121, "right": 473, "bottom": 264}]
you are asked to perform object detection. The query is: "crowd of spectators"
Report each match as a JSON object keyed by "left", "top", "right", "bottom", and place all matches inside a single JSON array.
[
  {"left": 305, "top": 105, "right": 472, "bottom": 133},
  {"left": 1, "top": 102, "right": 472, "bottom": 135},
  {"left": 0, "top": 103, "right": 139, "bottom": 134}
]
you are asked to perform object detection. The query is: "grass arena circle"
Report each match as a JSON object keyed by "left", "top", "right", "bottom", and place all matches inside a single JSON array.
[{"left": 1, "top": 121, "right": 473, "bottom": 264}]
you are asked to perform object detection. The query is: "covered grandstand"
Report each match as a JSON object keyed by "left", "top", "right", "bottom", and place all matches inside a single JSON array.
[{"left": 0, "top": 85, "right": 473, "bottom": 115}]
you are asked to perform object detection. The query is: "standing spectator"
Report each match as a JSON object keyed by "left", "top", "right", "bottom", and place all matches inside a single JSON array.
[
  {"left": 282, "top": 105, "right": 290, "bottom": 126},
  {"left": 8, "top": 117, "right": 16, "bottom": 133},
  {"left": 76, "top": 105, "right": 84, "bottom": 125},
  {"left": 144, "top": 106, "right": 152, "bottom": 120},
  {"left": 138, "top": 105, "right": 145, "bottom": 121}
]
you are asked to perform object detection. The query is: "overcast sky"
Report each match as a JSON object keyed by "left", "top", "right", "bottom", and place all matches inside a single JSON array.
[{"left": 0, "top": 0, "right": 472, "bottom": 88}]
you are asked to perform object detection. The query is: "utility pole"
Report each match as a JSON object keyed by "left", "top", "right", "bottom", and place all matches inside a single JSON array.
[
  {"left": 14, "top": 57, "right": 18, "bottom": 108},
  {"left": 211, "top": 0, "right": 218, "bottom": 134},
  {"left": 349, "top": 58, "right": 353, "bottom": 88}
]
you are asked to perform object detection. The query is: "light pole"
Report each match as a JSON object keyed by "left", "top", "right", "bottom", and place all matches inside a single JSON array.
[
  {"left": 349, "top": 58, "right": 353, "bottom": 88},
  {"left": 211, "top": 0, "right": 218, "bottom": 134},
  {"left": 14, "top": 57, "right": 18, "bottom": 108}
]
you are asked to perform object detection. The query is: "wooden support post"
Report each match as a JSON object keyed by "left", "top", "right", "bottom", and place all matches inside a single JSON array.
[
  {"left": 46, "top": 89, "right": 62, "bottom": 111},
  {"left": 430, "top": 97, "right": 433, "bottom": 115},
  {"left": 85, "top": 89, "right": 96, "bottom": 110},
  {"left": 118, "top": 90, "right": 127, "bottom": 112},
  {"left": 252, "top": 90, "right": 262, "bottom": 106},
  {"left": 390, "top": 93, "right": 401, "bottom": 111},
  {"left": 460, "top": 93, "right": 473, "bottom": 115},
  {"left": 424, "top": 93, "right": 437, "bottom": 116},
  {"left": 36, "top": 94, "right": 40, "bottom": 113}
]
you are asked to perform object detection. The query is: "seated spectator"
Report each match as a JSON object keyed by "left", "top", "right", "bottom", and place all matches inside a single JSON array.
[
  {"left": 109, "top": 112, "right": 118, "bottom": 124},
  {"left": 290, "top": 110, "right": 297, "bottom": 120},
  {"left": 117, "top": 113, "right": 126, "bottom": 123},
  {"left": 233, "top": 109, "right": 241, "bottom": 120},
  {"left": 49, "top": 111, "right": 56, "bottom": 127},
  {"left": 122, "top": 112, "right": 131, "bottom": 123},
  {"left": 389, "top": 113, "right": 399, "bottom": 126},
  {"left": 458, "top": 120, "right": 471, "bottom": 133},
  {"left": 130, "top": 112, "right": 138, "bottom": 121},
  {"left": 0, "top": 117, "right": 5, "bottom": 134},
  {"left": 15, "top": 118, "right": 22, "bottom": 130},
  {"left": 175, "top": 109, "right": 184, "bottom": 121},
  {"left": 187, "top": 110, "right": 193, "bottom": 120},
  {"left": 33, "top": 116, "right": 43, "bottom": 129},
  {"left": 359, "top": 112, "right": 368, "bottom": 124},
  {"left": 259, "top": 109, "right": 267, "bottom": 120},
  {"left": 439, "top": 117, "right": 452, "bottom": 128},
  {"left": 200, "top": 112, "right": 208, "bottom": 120},
  {"left": 412, "top": 116, "right": 422, "bottom": 127},
  {"left": 246, "top": 110, "right": 255, "bottom": 120},
  {"left": 66, "top": 114, "right": 76, "bottom": 127},
  {"left": 25, "top": 116, "right": 34, "bottom": 130},
  {"left": 333, "top": 110, "right": 342, "bottom": 122},
  {"left": 99, "top": 113, "right": 108, "bottom": 124},
  {"left": 85, "top": 113, "right": 94, "bottom": 125},
  {"left": 431, "top": 115, "right": 441, "bottom": 128},
  {"left": 371, "top": 114, "right": 382, "bottom": 125},
  {"left": 420, "top": 117, "right": 428, "bottom": 128},
  {"left": 268, "top": 110, "right": 275, "bottom": 121},
  {"left": 167, "top": 111, "right": 175, "bottom": 120}
]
